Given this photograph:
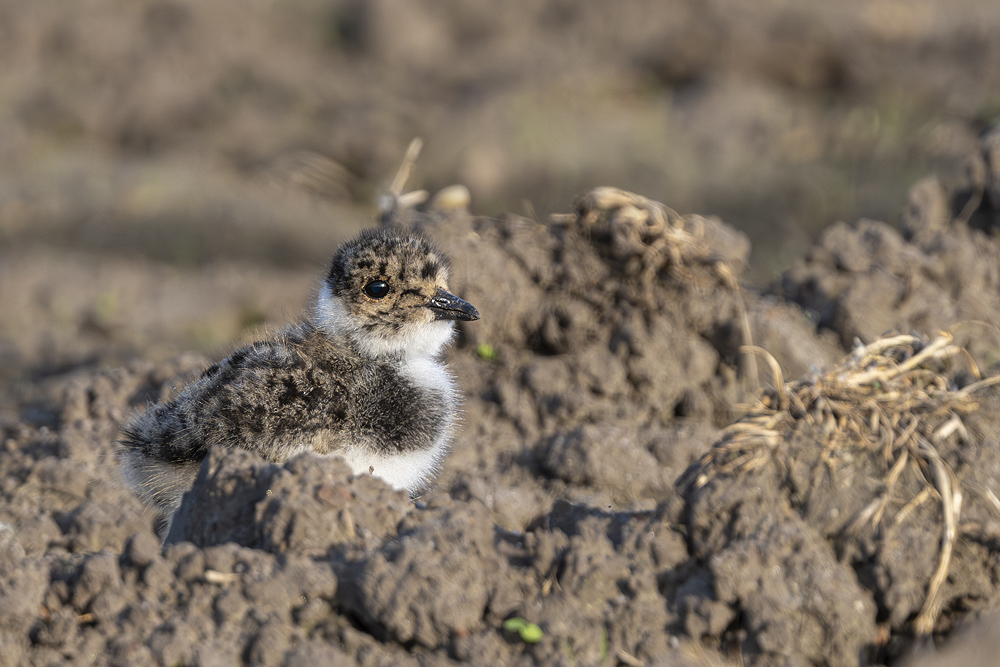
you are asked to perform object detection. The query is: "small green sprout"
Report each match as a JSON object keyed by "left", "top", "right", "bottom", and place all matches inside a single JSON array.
[
  {"left": 502, "top": 617, "right": 543, "bottom": 644},
  {"left": 94, "top": 291, "right": 119, "bottom": 321},
  {"left": 476, "top": 343, "right": 499, "bottom": 361}
]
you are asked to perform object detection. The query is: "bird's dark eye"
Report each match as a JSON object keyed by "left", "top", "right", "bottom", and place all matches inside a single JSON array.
[{"left": 363, "top": 280, "right": 390, "bottom": 299}]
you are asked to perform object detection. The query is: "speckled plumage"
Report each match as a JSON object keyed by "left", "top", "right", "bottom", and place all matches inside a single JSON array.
[{"left": 117, "top": 228, "right": 479, "bottom": 529}]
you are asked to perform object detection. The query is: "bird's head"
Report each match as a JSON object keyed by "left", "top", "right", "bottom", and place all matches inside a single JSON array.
[{"left": 316, "top": 229, "right": 479, "bottom": 358}]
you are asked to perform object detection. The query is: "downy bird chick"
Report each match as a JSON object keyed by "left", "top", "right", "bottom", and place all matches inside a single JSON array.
[{"left": 117, "top": 228, "right": 479, "bottom": 530}]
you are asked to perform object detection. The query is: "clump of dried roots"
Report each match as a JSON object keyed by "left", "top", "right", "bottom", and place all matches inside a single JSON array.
[
  {"left": 556, "top": 187, "right": 760, "bottom": 386},
  {"left": 555, "top": 187, "right": 717, "bottom": 283},
  {"left": 687, "top": 330, "right": 1000, "bottom": 636}
]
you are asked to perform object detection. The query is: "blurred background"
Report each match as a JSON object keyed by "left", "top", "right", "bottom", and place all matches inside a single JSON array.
[{"left": 2, "top": 0, "right": 999, "bottom": 398}]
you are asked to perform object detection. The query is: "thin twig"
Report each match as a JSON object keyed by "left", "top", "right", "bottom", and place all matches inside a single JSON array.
[
  {"left": 893, "top": 486, "right": 935, "bottom": 527},
  {"left": 850, "top": 334, "right": 953, "bottom": 385},
  {"left": 718, "top": 263, "right": 758, "bottom": 393},
  {"left": 741, "top": 345, "right": 785, "bottom": 411},
  {"left": 389, "top": 138, "right": 423, "bottom": 196},
  {"left": 913, "top": 438, "right": 962, "bottom": 636}
]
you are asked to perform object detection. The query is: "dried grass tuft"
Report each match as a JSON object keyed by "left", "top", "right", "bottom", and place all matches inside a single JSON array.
[
  {"left": 687, "top": 330, "right": 1000, "bottom": 636},
  {"left": 558, "top": 186, "right": 714, "bottom": 282}
]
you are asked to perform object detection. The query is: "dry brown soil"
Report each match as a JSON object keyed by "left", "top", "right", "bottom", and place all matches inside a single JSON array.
[
  {"left": 4, "top": 132, "right": 1000, "bottom": 665},
  {"left": 5, "top": 2, "right": 1000, "bottom": 666}
]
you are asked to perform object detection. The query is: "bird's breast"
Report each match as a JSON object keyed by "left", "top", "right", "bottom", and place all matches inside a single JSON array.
[{"left": 343, "top": 357, "right": 455, "bottom": 456}]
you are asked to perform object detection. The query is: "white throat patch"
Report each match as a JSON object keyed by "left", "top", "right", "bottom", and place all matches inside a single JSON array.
[{"left": 314, "top": 284, "right": 456, "bottom": 359}]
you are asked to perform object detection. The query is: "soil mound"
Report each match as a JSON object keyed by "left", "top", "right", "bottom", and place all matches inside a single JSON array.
[
  {"left": 5, "top": 157, "right": 1000, "bottom": 664},
  {"left": 400, "top": 187, "right": 839, "bottom": 519},
  {"left": 681, "top": 332, "right": 1000, "bottom": 664},
  {"left": 778, "top": 125, "right": 1000, "bottom": 361}
]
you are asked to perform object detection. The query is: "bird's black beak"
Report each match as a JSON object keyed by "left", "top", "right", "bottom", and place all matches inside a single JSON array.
[{"left": 427, "top": 288, "right": 480, "bottom": 322}]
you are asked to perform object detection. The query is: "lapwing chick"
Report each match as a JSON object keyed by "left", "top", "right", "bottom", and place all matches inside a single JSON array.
[{"left": 117, "top": 228, "right": 479, "bottom": 531}]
